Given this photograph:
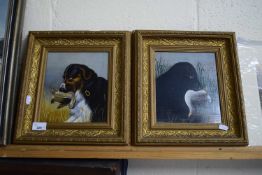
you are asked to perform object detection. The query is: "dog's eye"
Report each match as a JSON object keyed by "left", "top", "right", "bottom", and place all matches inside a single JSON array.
[{"left": 68, "top": 77, "right": 73, "bottom": 80}]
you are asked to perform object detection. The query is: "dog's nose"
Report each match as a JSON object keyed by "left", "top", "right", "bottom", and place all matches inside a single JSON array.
[{"left": 59, "top": 83, "right": 66, "bottom": 92}]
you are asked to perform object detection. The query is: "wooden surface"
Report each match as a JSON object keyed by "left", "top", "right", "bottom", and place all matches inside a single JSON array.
[
  {"left": 1, "top": 145, "right": 262, "bottom": 159},
  {"left": 0, "top": 159, "right": 124, "bottom": 175}
]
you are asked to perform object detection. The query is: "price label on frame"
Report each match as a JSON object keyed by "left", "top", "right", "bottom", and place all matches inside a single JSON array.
[{"left": 32, "top": 122, "right": 47, "bottom": 131}]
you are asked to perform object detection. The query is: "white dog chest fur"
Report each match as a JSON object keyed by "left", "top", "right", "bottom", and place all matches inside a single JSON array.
[{"left": 66, "top": 90, "right": 92, "bottom": 123}]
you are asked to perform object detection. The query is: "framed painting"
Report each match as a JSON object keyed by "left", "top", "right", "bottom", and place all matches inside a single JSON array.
[
  {"left": 0, "top": 0, "right": 25, "bottom": 145},
  {"left": 133, "top": 30, "right": 248, "bottom": 145},
  {"left": 14, "top": 31, "right": 130, "bottom": 145}
]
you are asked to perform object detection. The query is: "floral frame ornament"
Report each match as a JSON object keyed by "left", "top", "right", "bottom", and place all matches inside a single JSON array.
[
  {"left": 14, "top": 31, "right": 130, "bottom": 145},
  {"left": 133, "top": 30, "right": 248, "bottom": 146}
]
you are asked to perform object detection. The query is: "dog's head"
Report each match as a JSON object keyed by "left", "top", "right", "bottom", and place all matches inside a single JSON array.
[
  {"left": 168, "top": 62, "right": 202, "bottom": 91},
  {"left": 59, "top": 64, "right": 97, "bottom": 93}
]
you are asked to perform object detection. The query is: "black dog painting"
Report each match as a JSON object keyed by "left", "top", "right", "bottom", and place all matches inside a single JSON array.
[
  {"left": 155, "top": 52, "right": 221, "bottom": 123},
  {"left": 40, "top": 52, "right": 108, "bottom": 123}
]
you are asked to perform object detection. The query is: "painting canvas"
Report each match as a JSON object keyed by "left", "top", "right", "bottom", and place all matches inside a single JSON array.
[
  {"left": 14, "top": 31, "right": 130, "bottom": 144},
  {"left": 0, "top": 0, "right": 25, "bottom": 145},
  {"left": 0, "top": 0, "right": 9, "bottom": 145},
  {"left": 0, "top": 0, "right": 9, "bottom": 61},
  {"left": 155, "top": 52, "right": 221, "bottom": 123},
  {"left": 39, "top": 52, "right": 109, "bottom": 123},
  {"left": 134, "top": 30, "right": 247, "bottom": 145}
]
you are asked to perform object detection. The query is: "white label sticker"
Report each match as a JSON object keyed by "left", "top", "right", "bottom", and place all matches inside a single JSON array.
[
  {"left": 26, "top": 95, "right": 31, "bottom": 105},
  {"left": 219, "top": 124, "right": 229, "bottom": 131},
  {"left": 32, "top": 122, "right": 47, "bottom": 131}
]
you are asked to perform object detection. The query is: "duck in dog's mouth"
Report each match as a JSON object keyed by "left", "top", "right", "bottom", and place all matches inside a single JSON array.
[{"left": 50, "top": 90, "right": 76, "bottom": 109}]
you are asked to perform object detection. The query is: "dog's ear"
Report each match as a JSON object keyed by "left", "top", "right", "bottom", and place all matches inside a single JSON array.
[{"left": 79, "top": 64, "right": 97, "bottom": 81}]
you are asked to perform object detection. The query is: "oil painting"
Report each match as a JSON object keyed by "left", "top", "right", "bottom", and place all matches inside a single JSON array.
[
  {"left": 14, "top": 31, "right": 130, "bottom": 144},
  {"left": 40, "top": 52, "right": 109, "bottom": 123},
  {"left": 155, "top": 52, "right": 221, "bottom": 123},
  {"left": 0, "top": 0, "right": 9, "bottom": 145},
  {"left": 1, "top": 0, "right": 25, "bottom": 145},
  {"left": 0, "top": 0, "right": 9, "bottom": 61},
  {"left": 134, "top": 30, "right": 247, "bottom": 145}
]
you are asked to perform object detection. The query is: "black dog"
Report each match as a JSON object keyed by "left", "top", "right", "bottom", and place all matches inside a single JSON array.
[
  {"left": 59, "top": 64, "right": 107, "bottom": 122},
  {"left": 156, "top": 62, "right": 205, "bottom": 123}
]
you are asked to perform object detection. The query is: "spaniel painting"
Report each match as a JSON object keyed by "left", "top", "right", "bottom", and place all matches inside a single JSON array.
[
  {"left": 155, "top": 52, "right": 221, "bottom": 123},
  {"left": 54, "top": 64, "right": 108, "bottom": 123},
  {"left": 40, "top": 52, "right": 108, "bottom": 123}
]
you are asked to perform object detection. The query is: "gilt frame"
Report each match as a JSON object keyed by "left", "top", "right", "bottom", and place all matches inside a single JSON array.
[
  {"left": 133, "top": 30, "right": 248, "bottom": 146},
  {"left": 14, "top": 31, "right": 130, "bottom": 145}
]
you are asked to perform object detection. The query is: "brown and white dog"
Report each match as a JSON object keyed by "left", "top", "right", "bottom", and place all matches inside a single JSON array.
[{"left": 58, "top": 64, "right": 108, "bottom": 122}]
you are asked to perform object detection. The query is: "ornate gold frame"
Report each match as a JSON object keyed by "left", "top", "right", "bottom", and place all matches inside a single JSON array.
[
  {"left": 14, "top": 31, "right": 130, "bottom": 145},
  {"left": 133, "top": 30, "right": 248, "bottom": 146}
]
